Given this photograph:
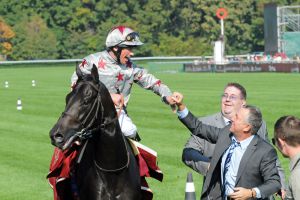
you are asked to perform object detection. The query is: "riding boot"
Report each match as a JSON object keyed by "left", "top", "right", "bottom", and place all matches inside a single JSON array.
[{"left": 134, "top": 132, "right": 141, "bottom": 141}]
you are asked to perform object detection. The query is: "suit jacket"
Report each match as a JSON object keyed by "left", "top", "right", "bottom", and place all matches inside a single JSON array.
[
  {"left": 180, "top": 111, "right": 281, "bottom": 200},
  {"left": 182, "top": 112, "right": 286, "bottom": 191},
  {"left": 183, "top": 113, "right": 226, "bottom": 175}
]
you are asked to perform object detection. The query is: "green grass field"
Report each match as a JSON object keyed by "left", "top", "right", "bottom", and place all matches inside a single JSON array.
[{"left": 0, "top": 65, "right": 299, "bottom": 200}]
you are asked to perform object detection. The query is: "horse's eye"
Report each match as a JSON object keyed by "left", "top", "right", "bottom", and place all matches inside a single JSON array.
[
  {"left": 83, "top": 97, "right": 90, "bottom": 105},
  {"left": 83, "top": 86, "right": 96, "bottom": 104}
]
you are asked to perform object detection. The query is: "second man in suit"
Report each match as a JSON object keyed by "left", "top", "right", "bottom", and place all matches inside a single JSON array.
[
  {"left": 182, "top": 82, "right": 286, "bottom": 199},
  {"left": 172, "top": 91, "right": 281, "bottom": 200}
]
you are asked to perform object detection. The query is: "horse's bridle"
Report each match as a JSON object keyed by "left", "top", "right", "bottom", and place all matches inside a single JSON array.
[
  {"left": 62, "top": 81, "right": 113, "bottom": 149},
  {"left": 61, "top": 80, "right": 130, "bottom": 172}
]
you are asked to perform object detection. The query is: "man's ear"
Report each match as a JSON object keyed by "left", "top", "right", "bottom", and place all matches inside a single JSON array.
[
  {"left": 278, "top": 138, "right": 285, "bottom": 146},
  {"left": 276, "top": 137, "right": 287, "bottom": 151},
  {"left": 243, "top": 124, "right": 251, "bottom": 134},
  {"left": 242, "top": 99, "right": 246, "bottom": 107},
  {"left": 113, "top": 46, "right": 119, "bottom": 52}
]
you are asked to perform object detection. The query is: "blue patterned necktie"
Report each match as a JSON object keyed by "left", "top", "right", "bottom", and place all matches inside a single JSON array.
[{"left": 222, "top": 139, "right": 240, "bottom": 199}]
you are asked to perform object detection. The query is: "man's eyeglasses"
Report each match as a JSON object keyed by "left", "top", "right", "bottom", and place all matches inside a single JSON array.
[
  {"left": 125, "top": 32, "right": 140, "bottom": 42},
  {"left": 221, "top": 94, "right": 240, "bottom": 101}
]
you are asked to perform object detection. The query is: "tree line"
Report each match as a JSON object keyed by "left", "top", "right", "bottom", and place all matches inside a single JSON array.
[{"left": 0, "top": 0, "right": 297, "bottom": 60}]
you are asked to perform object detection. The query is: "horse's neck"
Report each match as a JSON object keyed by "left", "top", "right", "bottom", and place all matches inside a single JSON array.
[{"left": 93, "top": 112, "right": 129, "bottom": 169}]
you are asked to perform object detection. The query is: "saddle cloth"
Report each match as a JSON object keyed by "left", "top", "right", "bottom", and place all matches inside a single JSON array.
[{"left": 47, "top": 139, "right": 163, "bottom": 200}]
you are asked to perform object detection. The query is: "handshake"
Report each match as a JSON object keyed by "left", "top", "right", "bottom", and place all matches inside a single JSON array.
[{"left": 166, "top": 92, "right": 186, "bottom": 112}]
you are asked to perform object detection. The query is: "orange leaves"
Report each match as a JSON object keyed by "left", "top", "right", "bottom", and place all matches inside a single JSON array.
[{"left": 0, "top": 18, "right": 15, "bottom": 55}]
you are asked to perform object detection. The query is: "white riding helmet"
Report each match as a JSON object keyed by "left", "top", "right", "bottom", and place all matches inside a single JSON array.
[{"left": 105, "top": 26, "right": 143, "bottom": 48}]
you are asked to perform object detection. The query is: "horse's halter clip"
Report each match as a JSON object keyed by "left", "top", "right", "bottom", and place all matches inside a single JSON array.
[
  {"left": 73, "top": 128, "right": 94, "bottom": 142},
  {"left": 61, "top": 128, "right": 93, "bottom": 151}
]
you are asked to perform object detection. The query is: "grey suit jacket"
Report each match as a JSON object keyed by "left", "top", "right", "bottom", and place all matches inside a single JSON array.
[
  {"left": 182, "top": 112, "right": 286, "bottom": 190},
  {"left": 180, "top": 111, "right": 281, "bottom": 200},
  {"left": 183, "top": 112, "right": 228, "bottom": 175}
]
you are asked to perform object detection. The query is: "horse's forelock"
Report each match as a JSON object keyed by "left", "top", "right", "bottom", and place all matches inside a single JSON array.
[{"left": 82, "top": 74, "right": 93, "bottom": 82}]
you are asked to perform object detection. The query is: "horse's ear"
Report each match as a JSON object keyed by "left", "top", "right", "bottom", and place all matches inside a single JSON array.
[
  {"left": 76, "top": 65, "right": 83, "bottom": 81},
  {"left": 91, "top": 64, "right": 99, "bottom": 83}
]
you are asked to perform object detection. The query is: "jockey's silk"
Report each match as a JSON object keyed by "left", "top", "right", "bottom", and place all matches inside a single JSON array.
[
  {"left": 71, "top": 50, "right": 172, "bottom": 106},
  {"left": 47, "top": 140, "right": 163, "bottom": 200}
]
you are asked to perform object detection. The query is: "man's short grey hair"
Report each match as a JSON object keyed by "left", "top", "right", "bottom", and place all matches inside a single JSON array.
[{"left": 244, "top": 105, "right": 262, "bottom": 135}]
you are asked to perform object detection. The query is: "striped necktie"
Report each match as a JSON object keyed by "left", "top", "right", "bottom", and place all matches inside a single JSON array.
[{"left": 222, "top": 139, "right": 240, "bottom": 199}]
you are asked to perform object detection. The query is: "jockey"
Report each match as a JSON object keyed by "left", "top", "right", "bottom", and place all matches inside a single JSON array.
[{"left": 71, "top": 25, "right": 175, "bottom": 140}]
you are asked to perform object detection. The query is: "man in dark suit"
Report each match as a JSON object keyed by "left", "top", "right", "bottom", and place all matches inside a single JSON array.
[
  {"left": 172, "top": 92, "right": 281, "bottom": 200},
  {"left": 182, "top": 83, "right": 285, "bottom": 199}
]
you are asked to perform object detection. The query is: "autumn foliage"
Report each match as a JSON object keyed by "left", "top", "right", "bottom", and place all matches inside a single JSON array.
[{"left": 0, "top": 18, "right": 15, "bottom": 59}]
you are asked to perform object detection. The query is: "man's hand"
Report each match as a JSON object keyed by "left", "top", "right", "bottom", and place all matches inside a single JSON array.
[
  {"left": 110, "top": 93, "right": 124, "bottom": 116},
  {"left": 280, "top": 189, "right": 286, "bottom": 199},
  {"left": 110, "top": 93, "right": 124, "bottom": 107},
  {"left": 171, "top": 92, "right": 186, "bottom": 111},
  {"left": 228, "top": 187, "right": 252, "bottom": 200},
  {"left": 275, "top": 189, "right": 285, "bottom": 199}
]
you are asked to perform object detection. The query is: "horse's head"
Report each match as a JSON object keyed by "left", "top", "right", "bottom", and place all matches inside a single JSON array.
[{"left": 50, "top": 65, "right": 106, "bottom": 150}]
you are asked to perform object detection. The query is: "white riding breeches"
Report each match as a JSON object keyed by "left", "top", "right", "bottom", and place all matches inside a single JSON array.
[{"left": 118, "top": 109, "right": 137, "bottom": 138}]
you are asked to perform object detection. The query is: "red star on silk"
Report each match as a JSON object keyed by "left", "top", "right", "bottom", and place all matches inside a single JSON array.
[
  {"left": 80, "top": 59, "right": 87, "bottom": 68},
  {"left": 98, "top": 59, "right": 106, "bottom": 69},
  {"left": 116, "top": 72, "right": 124, "bottom": 81},
  {"left": 155, "top": 80, "right": 161, "bottom": 86}
]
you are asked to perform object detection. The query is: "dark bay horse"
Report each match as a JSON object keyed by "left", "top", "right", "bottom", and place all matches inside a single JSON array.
[{"left": 49, "top": 65, "right": 141, "bottom": 200}]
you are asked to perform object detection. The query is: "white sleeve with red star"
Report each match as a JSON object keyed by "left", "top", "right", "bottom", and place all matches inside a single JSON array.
[
  {"left": 133, "top": 67, "right": 172, "bottom": 98},
  {"left": 79, "top": 55, "right": 96, "bottom": 73},
  {"left": 70, "top": 54, "right": 99, "bottom": 87},
  {"left": 70, "top": 71, "right": 78, "bottom": 88}
]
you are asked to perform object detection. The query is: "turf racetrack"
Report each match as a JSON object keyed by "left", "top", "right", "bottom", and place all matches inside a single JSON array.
[{"left": 0, "top": 65, "right": 299, "bottom": 199}]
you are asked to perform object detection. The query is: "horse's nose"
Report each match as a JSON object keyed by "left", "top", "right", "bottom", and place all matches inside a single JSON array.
[
  {"left": 53, "top": 132, "right": 64, "bottom": 143},
  {"left": 50, "top": 128, "right": 64, "bottom": 146}
]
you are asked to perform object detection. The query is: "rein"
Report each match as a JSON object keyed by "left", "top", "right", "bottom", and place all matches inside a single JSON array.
[{"left": 63, "top": 80, "right": 130, "bottom": 172}]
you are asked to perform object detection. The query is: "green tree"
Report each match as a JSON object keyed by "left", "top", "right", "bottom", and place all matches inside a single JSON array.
[
  {"left": 61, "top": 30, "right": 100, "bottom": 59},
  {"left": 12, "top": 15, "right": 58, "bottom": 60},
  {"left": 0, "top": 0, "right": 296, "bottom": 58},
  {"left": 152, "top": 33, "right": 209, "bottom": 56}
]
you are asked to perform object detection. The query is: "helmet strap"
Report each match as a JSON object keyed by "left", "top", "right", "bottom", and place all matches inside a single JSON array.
[{"left": 109, "top": 46, "right": 123, "bottom": 64}]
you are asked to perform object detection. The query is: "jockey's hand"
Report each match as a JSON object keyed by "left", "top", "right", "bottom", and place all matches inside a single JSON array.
[
  {"left": 165, "top": 96, "right": 176, "bottom": 113},
  {"left": 171, "top": 92, "right": 186, "bottom": 111},
  {"left": 110, "top": 93, "right": 124, "bottom": 109}
]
